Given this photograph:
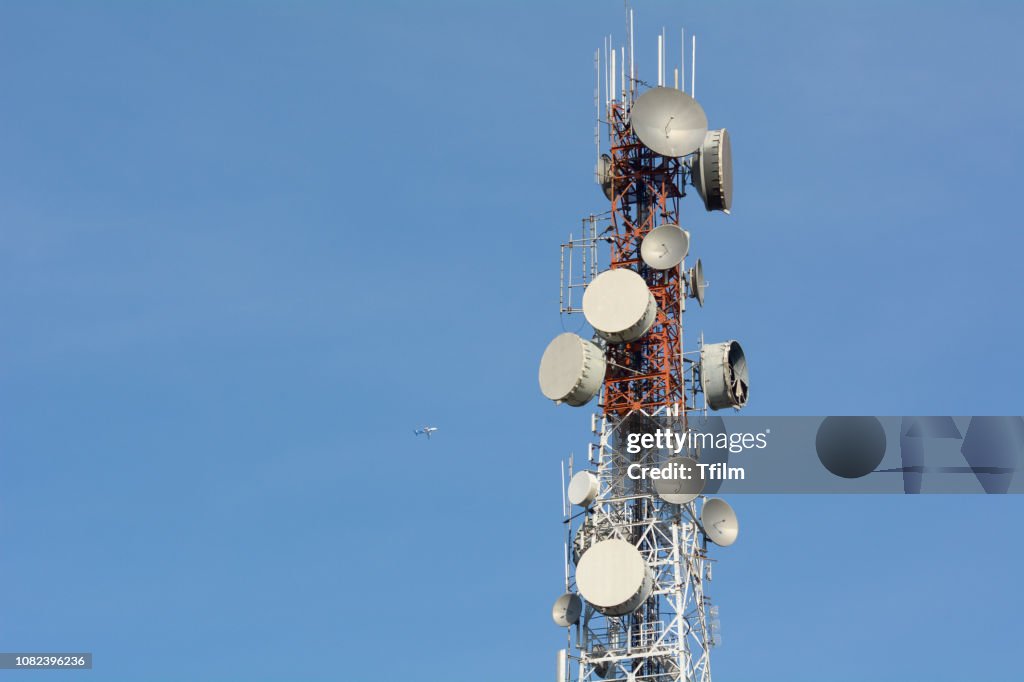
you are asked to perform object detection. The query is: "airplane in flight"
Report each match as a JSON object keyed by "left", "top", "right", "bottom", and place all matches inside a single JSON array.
[{"left": 414, "top": 426, "right": 439, "bottom": 439}]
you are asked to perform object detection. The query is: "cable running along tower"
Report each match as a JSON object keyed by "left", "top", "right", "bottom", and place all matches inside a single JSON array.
[{"left": 539, "top": 10, "right": 748, "bottom": 682}]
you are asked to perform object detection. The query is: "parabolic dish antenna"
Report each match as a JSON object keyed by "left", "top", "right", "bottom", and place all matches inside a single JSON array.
[
  {"left": 567, "top": 470, "right": 600, "bottom": 507},
  {"left": 630, "top": 86, "right": 708, "bottom": 157},
  {"left": 692, "top": 129, "right": 733, "bottom": 213},
  {"left": 575, "top": 539, "right": 654, "bottom": 616},
  {"left": 640, "top": 224, "right": 690, "bottom": 270},
  {"left": 551, "top": 592, "right": 583, "bottom": 627},
  {"left": 582, "top": 268, "right": 657, "bottom": 344},
  {"left": 700, "top": 498, "right": 739, "bottom": 546},
  {"left": 687, "top": 259, "right": 706, "bottom": 307},
  {"left": 538, "top": 333, "right": 606, "bottom": 406},
  {"left": 597, "top": 153, "right": 614, "bottom": 201},
  {"left": 653, "top": 456, "right": 705, "bottom": 505},
  {"left": 701, "top": 340, "right": 749, "bottom": 410}
]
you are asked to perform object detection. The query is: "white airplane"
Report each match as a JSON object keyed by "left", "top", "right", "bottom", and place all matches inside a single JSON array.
[{"left": 414, "top": 426, "right": 439, "bottom": 439}]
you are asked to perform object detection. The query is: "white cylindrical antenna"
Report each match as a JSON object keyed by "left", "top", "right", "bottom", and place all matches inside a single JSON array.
[
  {"left": 608, "top": 34, "right": 614, "bottom": 102},
  {"left": 611, "top": 46, "right": 616, "bottom": 102},
  {"left": 691, "top": 35, "right": 697, "bottom": 99},
  {"left": 620, "top": 46, "right": 625, "bottom": 101},
  {"left": 674, "top": 67, "right": 679, "bottom": 90},
  {"left": 561, "top": 460, "right": 567, "bottom": 517},
  {"left": 556, "top": 650, "right": 568, "bottom": 682},
  {"left": 629, "top": 9, "right": 635, "bottom": 95},
  {"left": 605, "top": 36, "right": 611, "bottom": 108},
  {"left": 594, "top": 49, "right": 600, "bottom": 161},
  {"left": 657, "top": 34, "right": 663, "bottom": 86},
  {"left": 602, "top": 35, "right": 610, "bottom": 107}
]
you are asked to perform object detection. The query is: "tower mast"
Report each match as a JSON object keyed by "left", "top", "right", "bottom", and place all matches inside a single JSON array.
[{"left": 541, "top": 11, "right": 744, "bottom": 682}]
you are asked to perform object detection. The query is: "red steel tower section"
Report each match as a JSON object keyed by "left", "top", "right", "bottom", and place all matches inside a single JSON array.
[{"left": 602, "top": 101, "right": 687, "bottom": 417}]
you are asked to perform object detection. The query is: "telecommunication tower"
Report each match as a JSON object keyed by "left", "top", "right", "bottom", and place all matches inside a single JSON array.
[{"left": 539, "top": 11, "right": 748, "bottom": 682}]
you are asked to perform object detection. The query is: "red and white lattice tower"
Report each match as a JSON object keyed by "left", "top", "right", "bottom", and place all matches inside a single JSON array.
[{"left": 540, "top": 11, "right": 747, "bottom": 682}]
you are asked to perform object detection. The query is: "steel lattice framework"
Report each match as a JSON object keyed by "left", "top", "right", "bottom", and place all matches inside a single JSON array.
[
  {"left": 602, "top": 101, "right": 687, "bottom": 417},
  {"left": 555, "top": 58, "right": 722, "bottom": 682},
  {"left": 561, "top": 413, "right": 717, "bottom": 682}
]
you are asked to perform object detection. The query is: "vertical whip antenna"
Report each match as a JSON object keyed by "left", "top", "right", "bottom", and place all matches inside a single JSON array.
[
  {"left": 620, "top": 47, "right": 625, "bottom": 101},
  {"left": 629, "top": 9, "right": 635, "bottom": 97},
  {"left": 594, "top": 49, "right": 600, "bottom": 164},
  {"left": 603, "top": 36, "right": 608, "bottom": 109},
  {"left": 657, "top": 34, "right": 663, "bottom": 86},
  {"left": 691, "top": 35, "right": 697, "bottom": 99},
  {"left": 606, "top": 47, "right": 614, "bottom": 103}
]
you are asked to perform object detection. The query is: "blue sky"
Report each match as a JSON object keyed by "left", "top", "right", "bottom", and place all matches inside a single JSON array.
[{"left": 1, "top": 1, "right": 1022, "bottom": 680}]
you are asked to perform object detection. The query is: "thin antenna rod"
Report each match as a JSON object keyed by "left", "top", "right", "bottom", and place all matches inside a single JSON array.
[
  {"left": 691, "top": 35, "right": 697, "bottom": 99},
  {"left": 605, "top": 36, "right": 611, "bottom": 108},
  {"left": 657, "top": 34, "right": 663, "bottom": 86},
  {"left": 626, "top": 8, "right": 634, "bottom": 96},
  {"left": 560, "top": 460, "right": 567, "bottom": 517},
  {"left": 595, "top": 49, "right": 600, "bottom": 163},
  {"left": 606, "top": 47, "right": 614, "bottom": 103},
  {"left": 620, "top": 46, "right": 625, "bottom": 101},
  {"left": 609, "top": 34, "right": 614, "bottom": 102},
  {"left": 603, "top": 37, "right": 607, "bottom": 108}
]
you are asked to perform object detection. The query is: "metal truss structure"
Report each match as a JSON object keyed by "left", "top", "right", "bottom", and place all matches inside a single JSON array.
[
  {"left": 602, "top": 101, "right": 688, "bottom": 417},
  {"left": 559, "top": 411, "right": 719, "bottom": 682},
  {"left": 554, "top": 30, "right": 725, "bottom": 682}
]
